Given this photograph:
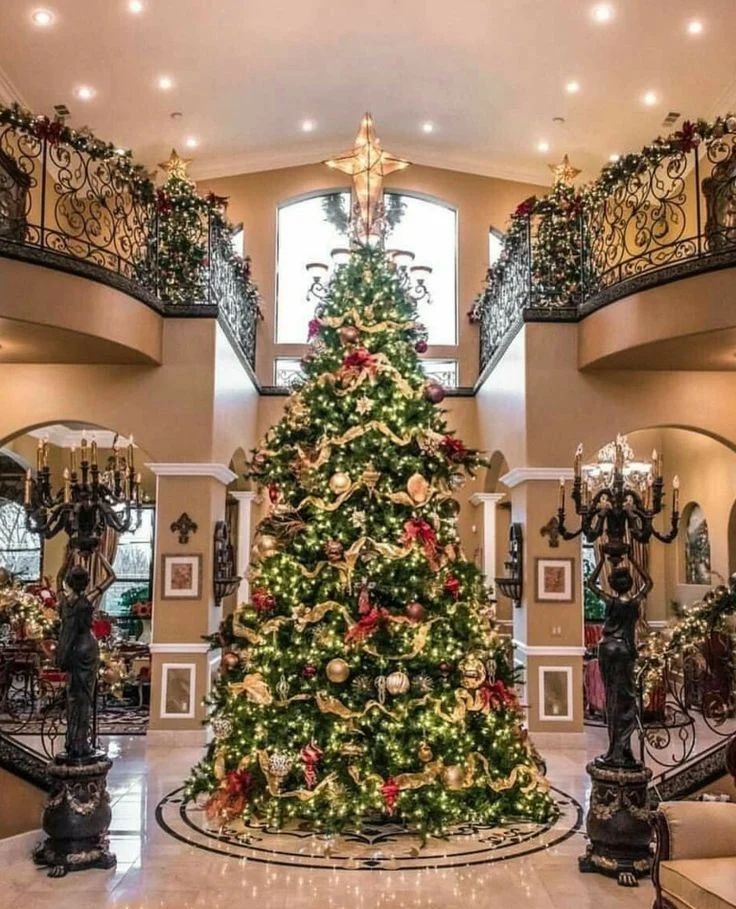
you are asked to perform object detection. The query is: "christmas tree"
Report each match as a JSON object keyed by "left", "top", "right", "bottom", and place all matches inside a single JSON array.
[{"left": 187, "top": 244, "right": 555, "bottom": 836}]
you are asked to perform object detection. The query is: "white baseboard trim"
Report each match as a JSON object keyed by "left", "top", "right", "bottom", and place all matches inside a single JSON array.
[
  {"left": 0, "top": 828, "right": 41, "bottom": 863},
  {"left": 146, "top": 728, "right": 208, "bottom": 747},
  {"left": 527, "top": 731, "right": 587, "bottom": 749}
]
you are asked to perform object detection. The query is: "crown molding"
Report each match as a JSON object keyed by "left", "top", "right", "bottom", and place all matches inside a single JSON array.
[
  {"left": 512, "top": 641, "right": 586, "bottom": 657},
  {"left": 0, "top": 63, "right": 26, "bottom": 107},
  {"left": 229, "top": 491, "right": 257, "bottom": 503},
  {"left": 191, "top": 147, "right": 548, "bottom": 187},
  {"left": 500, "top": 467, "right": 575, "bottom": 489},
  {"left": 149, "top": 643, "right": 212, "bottom": 654},
  {"left": 146, "top": 462, "right": 237, "bottom": 485},
  {"left": 29, "top": 425, "right": 133, "bottom": 449}
]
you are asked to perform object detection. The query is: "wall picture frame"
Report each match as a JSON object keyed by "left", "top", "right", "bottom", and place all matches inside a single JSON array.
[
  {"left": 535, "top": 557, "right": 575, "bottom": 603},
  {"left": 161, "top": 553, "right": 202, "bottom": 599}
]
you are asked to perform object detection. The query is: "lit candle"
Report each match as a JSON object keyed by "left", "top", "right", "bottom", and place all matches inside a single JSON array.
[
  {"left": 24, "top": 468, "right": 32, "bottom": 505},
  {"left": 36, "top": 439, "right": 43, "bottom": 471},
  {"left": 672, "top": 475, "right": 680, "bottom": 512},
  {"left": 42, "top": 439, "right": 48, "bottom": 469},
  {"left": 63, "top": 468, "right": 71, "bottom": 503},
  {"left": 80, "top": 436, "right": 88, "bottom": 463},
  {"left": 135, "top": 472, "right": 142, "bottom": 503},
  {"left": 90, "top": 437, "right": 98, "bottom": 466},
  {"left": 127, "top": 435, "right": 135, "bottom": 469},
  {"left": 645, "top": 473, "right": 653, "bottom": 509},
  {"left": 558, "top": 478, "right": 565, "bottom": 511},
  {"left": 651, "top": 448, "right": 659, "bottom": 478},
  {"left": 574, "top": 443, "right": 583, "bottom": 479},
  {"left": 69, "top": 446, "right": 77, "bottom": 473}
]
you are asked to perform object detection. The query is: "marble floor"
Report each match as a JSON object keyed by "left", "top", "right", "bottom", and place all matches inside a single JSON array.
[{"left": 0, "top": 734, "right": 657, "bottom": 909}]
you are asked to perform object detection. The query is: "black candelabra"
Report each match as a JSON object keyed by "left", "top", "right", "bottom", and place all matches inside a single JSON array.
[
  {"left": 550, "top": 435, "right": 679, "bottom": 887},
  {"left": 23, "top": 434, "right": 142, "bottom": 878}
]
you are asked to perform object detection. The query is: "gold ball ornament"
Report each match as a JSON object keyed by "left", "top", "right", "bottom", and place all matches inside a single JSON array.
[
  {"left": 339, "top": 325, "right": 360, "bottom": 345},
  {"left": 418, "top": 742, "right": 433, "bottom": 763},
  {"left": 459, "top": 655, "right": 487, "bottom": 690},
  {"left": 102, "top": 664, "right": 122, "bottom": 685},
  {"left": 222, "top": 651, "right": 240, "bottom": 671},
  {"left": 385, "top": 670, "right": 410, "bottom": 696},
  {"left": 326, "top": 658, "right": 350, "bottom": 684},
  {"left": 442, "top": 764, "right": 466, "bottom": 791},
  {"left": 329, "top": 471, "right": 352, "bottom": 495}
]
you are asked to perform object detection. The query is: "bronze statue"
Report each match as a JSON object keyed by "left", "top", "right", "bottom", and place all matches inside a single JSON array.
[
  {"left": 56, "top": 565, "right": 103, "bottom": 761},
  {"left": 588, "top": 557, "right": 652, "bottom": 768}
]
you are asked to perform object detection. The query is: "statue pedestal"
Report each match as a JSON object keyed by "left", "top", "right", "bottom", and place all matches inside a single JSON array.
[
  {"left": 578, "top": 761, "right": 652, "bottom": 887},
  {"left": 33, "top": 752, "right": 116, "bottom": 877}
]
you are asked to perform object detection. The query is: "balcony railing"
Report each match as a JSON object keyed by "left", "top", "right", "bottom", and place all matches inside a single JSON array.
[
  {"left": 0, "top": 104, "right": 259, "bottom": 368},
  {"left": 474, "top": 117, "right": 736, "bottom": 373}
]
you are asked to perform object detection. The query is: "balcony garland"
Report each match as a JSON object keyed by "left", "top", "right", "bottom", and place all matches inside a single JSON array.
[
  {"left": 470, "top": 113, "right": 736, "bottom": 321},
  {"left": 0, "top": 102, "right": 260, "bottom": 315}
]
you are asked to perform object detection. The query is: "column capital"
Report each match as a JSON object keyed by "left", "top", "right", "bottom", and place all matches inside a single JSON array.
[
  {"left": 145, "top": 462, "right": 237, "bottom": 485},
  {"left": 230, "top": 490, "right": 258, "bottom": 503},
  {"left": 470, "top": 492, "right": 506, "bottom": 506},
  {"left": 500, "top": 467, "right": 575, "bottom": 489}
]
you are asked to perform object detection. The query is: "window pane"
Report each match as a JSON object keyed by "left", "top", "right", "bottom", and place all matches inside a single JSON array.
[
  {"left": 387, "top": 194, "right": 457, "bottom": 345},
  {"left": 420, "top": 359, "right": 458, "bottom": 388},
  {"left": 276, "top": 193, "right": 349, "bottom": 343},
  {"left": 0, "top": 499, "right": 42, "bottom": 581},
  {"left": 105, "top": 580, "right": 150, "bottom": 617},
  {"left": 489, "top": 230, "right": 504, "bottom": 265},
  {"left": 274, "top": 357, "right": 305, "bottom": 388}
]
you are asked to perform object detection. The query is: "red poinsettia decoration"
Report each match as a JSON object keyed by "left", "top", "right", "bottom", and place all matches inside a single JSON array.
[
  {"left": 480, "top": 680, "right": 517, "bottom": 711},
  {"left": 307, "top": 318, "right": 321, "bottom": 341},
  {"left": 205, "top": 768, "right": 254, "bottom": 821},
  {"left": 514, "top": 195, "right": 537, "bottom": 219},
  {"left": 344, "top": 606, "right": 389, "bottom": 643},
  {"left": 444, "top": 575, "right": 461, "bottom": 599},
  {"left": 300, "top": 741, "right": 324, "bottom": 789},
  {"left": 674, "top": 120, "right": 699, "bottom": 153},
  {"left": 33, "top": 116, "right": 64, "bottom": 146},
  {"left": 381, "top": 777, "right": 400, "bottom": 813},
  {"left": 342, "top": 347, "right": 378, "bottom": 375},
  {"left": 251, "top": 588, "right": 276, "bottom": 614},
  {"left": 402, "top": 518, "right": 438, "bottom": 560},
  {"left": 440, "top": 435, "right": 469, "bottom": 462}
]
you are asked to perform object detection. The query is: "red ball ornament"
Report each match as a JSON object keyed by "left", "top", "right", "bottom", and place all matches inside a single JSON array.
[
  {"left": 301, "top": 664, "right": 317, "bottom": 680},
  {"left": 415, "top": 339, "right": 428, "bottom": 354},
  {"left": 424, "top": 382, "right": 445, "bottom": 404},
  {"left": 406, "top": 601, "right": 426, "bottom": 622},
  {"left": 444, "top": 575, "right": 461, "bottom": 599},
  {"left": 222, "top": 651, "right": 240, "bottom": 671}
]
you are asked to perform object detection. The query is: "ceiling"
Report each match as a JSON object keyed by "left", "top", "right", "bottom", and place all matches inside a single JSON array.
[{"left": 0, "top": 0, "right": 735, "bottom": 184}]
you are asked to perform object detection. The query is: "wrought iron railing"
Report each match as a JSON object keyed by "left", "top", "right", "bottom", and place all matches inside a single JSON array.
[
  {"left": 475, "top": 120, "right": 736, "bottom": 373},
  {"left": 0, "top": 106, "right": 259, "bottom": 368}
]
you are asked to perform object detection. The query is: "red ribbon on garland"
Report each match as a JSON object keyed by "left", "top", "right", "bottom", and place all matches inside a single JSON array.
[
  {"left": 480, "top": 680, "right": 517, "bottom": 711},
  {"left": 381, "top": 777, "right": 400, "bottom": 813},
  {"left": 344, "top": 606, "right": 389, "bottom": 643}
]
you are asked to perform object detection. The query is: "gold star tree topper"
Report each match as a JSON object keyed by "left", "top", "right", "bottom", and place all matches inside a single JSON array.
[
  {"left": 548, "top": 154, "right": 581, "bottom": 187},
  {"left": 325, "top": 113, "right": 410, "bottom": 244},
  {"left": 158, "top": 148, "right": 193, "bottom": 181}
]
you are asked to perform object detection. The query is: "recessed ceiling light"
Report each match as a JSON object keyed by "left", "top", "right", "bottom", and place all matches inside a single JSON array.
[
  {"left": 642, "top": 90, "right": 658, "bottom": 107},
  {"left": 537, "top": 140, "right": 550, "bottom": 153},
  {"left": 609, "top": 153, "right": 620, "bottom": 162},
  {"left": 128, "top": 0, "right": 144, "bottom": 13},
  {"left": 687, "top": 19, "right": 703, "bottom": 35},
  {"left": 31, "top": 8, "right": 54, "bottom": 27},
  {"left": 565, "top": 80, "right": 581, "bottom": 94},
  {"left": 422, "top": 121, "right": 434, "bottom": 133},
  {"left": 184, "top": 136, "right": 199, "bottom": 149},
  {"left": 157, "top": 75, "right": 174, "bottom": 91},
  {"left": 301, "top": 119, "right": 315, "bottom": 132},
  {"left": 591, "top": 4, "right": 614, "bottom": 23},
  {"left": 74, "top": 85, "right": 95, "bottom": 101}
]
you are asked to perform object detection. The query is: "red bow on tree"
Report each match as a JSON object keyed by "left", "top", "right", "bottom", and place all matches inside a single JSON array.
[
  {"left": 344, "top": 606, "right": 388, "bottom": 643},
  {"left": 300, "top": 741, "right": 324, "bottom": 789},
  {"left": 440, "top": 435, "right": 469, "bottom": 462},
  {"left": 206, "top": 769, "right": 254, "bottom": 821},
  {"left": 342, "top": 348, "right": 378, "bottom": 374},
  {"left": 307, "top": 318, "right": 321, "bottom": 341},
  {"left": 33, "top": 116, "right": 64, "bottom": 146},
  {"left": 480, "top": 680, "right": 517, "bottom": 711},
  {"left": 251, "top": 588, "right": 276, "bottom": 614},
  {"left": 443, "top": 575, "right": 461, "bottom": 599},
  {"left": 403, "top": 519, "right": 438, "bottom": 560},
  {"left": 381, "top": 777, "right": 400, "bottom": 813}
]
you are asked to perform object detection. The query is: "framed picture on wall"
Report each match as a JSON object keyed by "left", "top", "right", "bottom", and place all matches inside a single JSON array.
[
  {"left": 535, "top": 557, "right": 575, "bottom": 603},
  {"left": 161, "top": 553, "right": 202, "bottom": 599}
]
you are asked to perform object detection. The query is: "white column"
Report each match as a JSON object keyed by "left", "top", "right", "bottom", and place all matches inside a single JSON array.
[
  {"left": 230, "top": 491, "right": 257, "bottom": 604},
  {"left": 470, "top": 492, "right": 506, "bottom": 582}
]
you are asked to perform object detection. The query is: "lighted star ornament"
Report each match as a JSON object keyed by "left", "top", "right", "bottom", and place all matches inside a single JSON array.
[
  {"left": 548, "top": 154, "right": 581, "bottom": 187},
  {"left": 158, "top": 148, "right": 193, "bottom": 181},
  {"left": 325, "top": 113, "right": 410, "bottom": 244}
]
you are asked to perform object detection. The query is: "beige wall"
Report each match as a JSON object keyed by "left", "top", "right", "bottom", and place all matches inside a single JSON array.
[
  {"left": 198, "top": 162, "right": 544, "bottom": 388},
  {"left": 0, "top": 768, "right": 44, "bottom": 839}
]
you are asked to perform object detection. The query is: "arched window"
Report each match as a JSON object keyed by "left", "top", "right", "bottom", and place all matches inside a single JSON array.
[
  {"left": 0, "top": 500, "right": 42, "bottom": 581},
  {"left": 682, "top": 502, "right": 712, "bottom": 584},
  {"left": 275, "top": 190, "right": 457, "bottom": 345}
]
